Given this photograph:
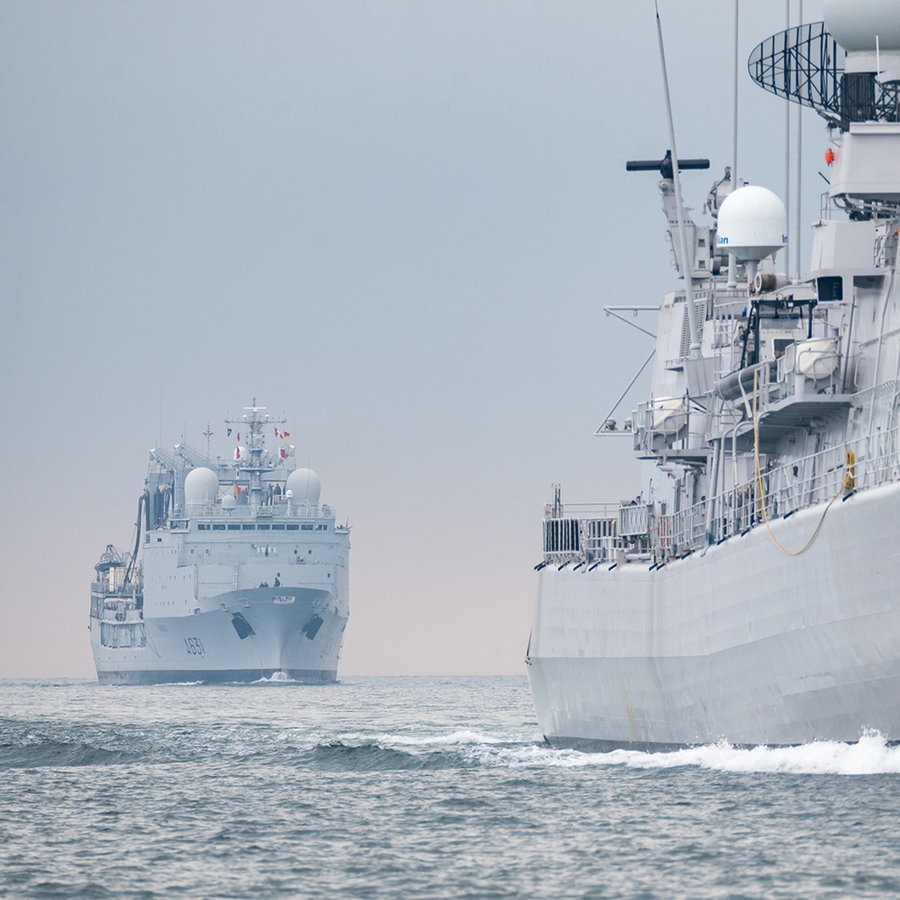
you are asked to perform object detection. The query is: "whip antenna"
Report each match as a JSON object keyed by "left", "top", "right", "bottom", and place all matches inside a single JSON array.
[
  {"left": 653, "top": 0, "right": 701, "bottom": 359},
  {"left": 729, "top": 0, "right": 740, "bottom": 287}
]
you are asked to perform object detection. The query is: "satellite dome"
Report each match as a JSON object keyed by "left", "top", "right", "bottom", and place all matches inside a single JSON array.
[
  {"left": 716, "top": 186, "right": 787, "bottom": 262},
  {"left": 286, "top": 467, "right": 321, "bottom": 506},
  {"left": 221, "top": 493, "right": 237, "bottom": 510},
  {"left": 184, "top": 467, "right": 219, "bottom": 508},
  {"left": 824, "top": 0, "right": 900, "bottom": 53}
]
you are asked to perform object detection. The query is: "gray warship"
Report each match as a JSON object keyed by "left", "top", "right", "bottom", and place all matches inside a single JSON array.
[
  {"left": 90, "top": 403, "right": 349, "bottom": 684},
  {"left": 527, "top": 0, "right": 900, "bottom": 747}
]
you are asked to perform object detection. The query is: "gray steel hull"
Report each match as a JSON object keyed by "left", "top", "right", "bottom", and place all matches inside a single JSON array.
[
  {"left": 527, "top": 484, "right": 900, "bottom": 747},
  {"left": 92, "top": 586, "right": 346, "bottom": 686}
]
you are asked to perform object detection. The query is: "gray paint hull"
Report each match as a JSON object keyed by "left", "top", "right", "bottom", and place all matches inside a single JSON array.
[
  {"left": 527, "top": 484, "right": 900, "bottom": 747},
  {"left": 92, "top": 587, "right": 346, "bottom": 685}
]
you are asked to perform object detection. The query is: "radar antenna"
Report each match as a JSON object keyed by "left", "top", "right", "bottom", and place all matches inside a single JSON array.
[
  {"left": 749, "top": 22, "right": 900, "bottom": 128},
  {"left": 625, "top": 150, "right": 710, "bottom": 179}
]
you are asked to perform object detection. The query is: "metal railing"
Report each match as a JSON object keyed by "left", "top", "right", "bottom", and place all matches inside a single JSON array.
[
  {"left": 544, "top": 422, "right": 900, "bottom": 566},
  {"left": 183, "top": 501, "right": 334, "bottom": 520}
]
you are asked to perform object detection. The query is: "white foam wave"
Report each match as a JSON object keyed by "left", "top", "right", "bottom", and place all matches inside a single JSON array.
[
  {"left": 384, "top": 729, "right": 504, "bottom": 747},
  {"left": 252, "top": 671, "right": 295, "bottom": 684},
  {"left": 320, "top": 729, "right": 506, "bottom": 750},
  {"left": 487, "top": 731, "right": 900, "bottom": 776}
]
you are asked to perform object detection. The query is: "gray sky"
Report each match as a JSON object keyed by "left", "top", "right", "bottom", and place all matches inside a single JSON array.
[{"left": 1, "top": 0, "right": 824, "bottom": 677}]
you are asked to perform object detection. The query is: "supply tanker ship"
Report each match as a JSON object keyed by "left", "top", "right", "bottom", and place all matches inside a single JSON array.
[{"left": 90, "top": 403, "right": 349, "bottom": 684}]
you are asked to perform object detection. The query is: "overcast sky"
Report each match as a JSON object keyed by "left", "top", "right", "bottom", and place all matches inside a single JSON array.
[{"left": 1, "top": 0, "right": 825, "bottom": 678}]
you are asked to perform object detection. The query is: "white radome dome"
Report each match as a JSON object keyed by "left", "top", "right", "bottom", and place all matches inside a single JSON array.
[
  {"left": 285, "top": 467, "right": 321, "bottom": 505},
  {"left": 824, "top": 0, "right": 900, "bottom": 52},
  {"left": 184, "top": 467, "right": 219, "bottom": 507},
  {"left": 717, "top": 185, "right": 787, "bottom": 262},
  {"left": 221, "top": 493, "right": 237, "bottom": 510}
]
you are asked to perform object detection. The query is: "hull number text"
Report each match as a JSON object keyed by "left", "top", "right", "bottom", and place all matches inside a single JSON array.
[{"left": 184, "top": 636, "right": 205, "bottom": 656}]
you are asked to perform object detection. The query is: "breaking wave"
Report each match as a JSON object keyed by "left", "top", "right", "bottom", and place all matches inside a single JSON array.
[
  {"left": 4, "top": 714, "right": 898, "bottom": 777},
  {"left": 483, "top": 730, "right": 900, "bottom": 776},
  {"left": 232, "top": 728, "right": 900, "bottom": 775}
]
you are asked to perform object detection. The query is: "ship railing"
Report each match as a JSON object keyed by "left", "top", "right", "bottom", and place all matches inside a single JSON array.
[
  {"left": 265, "top": 500, "right": 333, "bottom": 519},
  {"left": 184, "top": 501, "right": 334, "bottom": 520},
  {"left": 544, "top": 418, "right": 900, "bottom": 565},
  {"left": 618, "top": 502, "right": 651, "bottom": 536},
  {"left": 661, "top": 422, "right": 900, "bottom": 559},
  {"left": 542, "top": 503, "right": 621, "bottom": 565},
  {"left": 817, "top": 191, "right": 899, "bottom": 229},
  {"left": 661, "top": 503, "right": 707, "bottom": 557}
]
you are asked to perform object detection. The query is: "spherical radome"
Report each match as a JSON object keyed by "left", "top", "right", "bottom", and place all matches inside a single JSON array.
[
  {"left": 824, "top": 0, "right": 900, "bottom": 52},
  {"left": 184, "top": 467, "right": 219, "bottom": 507},
  {"left": 286, "top": 467, "right": 321, "bottom": 505},
  {"left": 717, "top": 185, "right": 787, "bottom": 262}
]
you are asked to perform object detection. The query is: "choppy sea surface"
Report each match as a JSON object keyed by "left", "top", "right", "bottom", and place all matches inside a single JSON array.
[{"left": 2, "top": 677, "right": 900, "bottom": 898}]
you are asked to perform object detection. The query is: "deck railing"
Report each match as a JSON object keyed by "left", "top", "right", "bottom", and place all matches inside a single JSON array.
[{"left": 544, "top": 421, "right": 900, "bottom": 566}]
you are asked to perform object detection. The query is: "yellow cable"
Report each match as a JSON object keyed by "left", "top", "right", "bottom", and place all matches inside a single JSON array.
[{"left": 752, "top": 367, "right": 845, "bottom": 557}]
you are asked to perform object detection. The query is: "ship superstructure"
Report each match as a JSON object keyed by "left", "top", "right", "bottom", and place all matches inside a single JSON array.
[
  {"left": 90, "top": 404, "right": 349, "bottom": 684},
  {"left": 527, "top": 1, "right": 900, "bottom": 747}
]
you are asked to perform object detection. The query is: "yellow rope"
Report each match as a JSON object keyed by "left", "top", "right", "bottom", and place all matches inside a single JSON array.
[{"left": 752, "top": 367, "right": 846, "bottom": 557}]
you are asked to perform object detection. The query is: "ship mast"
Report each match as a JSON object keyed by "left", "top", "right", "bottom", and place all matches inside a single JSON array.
[
  {"left": 654, "top": 0, "right": 700, "bottom": 359},
  {"left": 225, "top": 401, "right": 286, "bottom": 516}
]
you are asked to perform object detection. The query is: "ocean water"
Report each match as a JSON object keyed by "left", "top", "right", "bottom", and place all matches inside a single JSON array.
[{"left": 2, "top": 677, "right": 900, "bottom": 899}]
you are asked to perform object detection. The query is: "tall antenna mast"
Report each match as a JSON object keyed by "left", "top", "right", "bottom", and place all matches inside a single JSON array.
[
  {"left": 654, "top": 0, "right": 700, "bottom": 358},
  {"left": 793, "top": 0, "right": 804, "bottom": 282},
  {"left": 784, "top": 0, "right": 792, "bottom": 281},
  {"left": 728, "top": 0, "right": 740, "bottom": 287}
]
